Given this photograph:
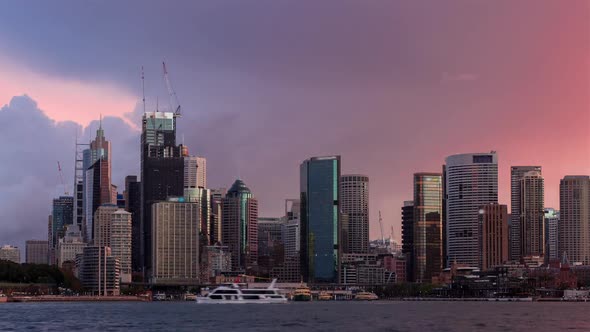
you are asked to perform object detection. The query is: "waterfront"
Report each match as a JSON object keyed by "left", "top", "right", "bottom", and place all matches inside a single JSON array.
[{"left": 1, "top": 301, "right": 589, "bottom": 331}]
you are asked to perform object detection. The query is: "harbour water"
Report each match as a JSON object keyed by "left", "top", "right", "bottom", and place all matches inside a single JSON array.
[{"left": 1, "top": 301, "right": 589, "bottom": 331}]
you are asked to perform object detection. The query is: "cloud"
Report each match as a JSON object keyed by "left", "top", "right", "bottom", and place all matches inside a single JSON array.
[{"left": 0, "top": 95, "right": 138, "bottom": 252}]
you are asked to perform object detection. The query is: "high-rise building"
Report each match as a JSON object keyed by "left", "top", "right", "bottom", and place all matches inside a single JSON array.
[
  {"left": 209, "top": 188, "right": 226, "bottom": 245},
  {"left": 258, "top": 217, "right": 284, "bottom": 275},
  {"left": 200, "top": 244, "right": 232, "bottom": 282},
  {"left": 520, "top": 171, "right": 545, "bottom": 258},
  {"left": 26, "top": 240, "right": 48, "bottom": 264},
  {"left": 77, "top": 246, "right": 120, "bottom": 296},
  {"left": 283, "top": 200, "right": 301, "bottom": 259},
  {"left": 0, "top": 245, "right": 20, "bottom": 263},
  {"left": 340, "top": 175, "right": 369, "bottom": 254},
  {"left": 51, "top": 196, "right": 74, "bottom": 251},
  {"left": 413, "top": 173, "right": 443, "bottom": 283},
  {"left": 509, "top": 166, "right": 542, "bottom": 261},
  {"left": 47, "top": 215, "right": 55, "bottom": 265},
  {"left": 56, "top": 224, "right": 86, "bottom": 267},
  {"left": 82, "top": 123, "right": 113, "bottom": 241},
  {"left": 444, "top": 152, "right": 498, "bottom": 268},
  {"left": 544, "top": 208, "right": 560, "bottom": 261},
  {"left": 150, "top": 199, "right": 200, "bottom": 284},
  {"left": 184, "top": 156, "right": 207, "bottom": 189},
  {"left": 559, "top": 176, "right": 590, "bottom": 265},
  {"left": 185, "top": 187, "right": 212, "bottom": 245},
  {"left": 94, "top": 205, "right": 132, "bottom": 283},
  {"left": 401, "top": 201, "right": 415, "bottom": 282},
  {"left": 300, "top": 156, "right": 341, "bottom": 283},
  {"left": 84, "top": 158, "right": 112, "bottom": 242},
  {"left": 222, "top": 179, "right": 258, "bottom": 272},
  {"left": 124, "top": 176, "right": 142, "bottom": 272},
  {"left": 478, "top": 203, "right": 508, "bottom": 271},
  {"left": 140, "top": 111, "right": 184, "bottom": 276}
]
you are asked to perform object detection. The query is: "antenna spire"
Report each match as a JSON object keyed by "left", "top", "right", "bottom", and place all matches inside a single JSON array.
[{"left": 141, "top": 66, "right": 146, "bottom": 114}]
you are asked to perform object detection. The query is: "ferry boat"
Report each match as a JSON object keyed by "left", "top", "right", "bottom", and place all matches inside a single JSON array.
[
  {"left": 354, "top": 291, "right": 379, "bottom": 301},
  {"left": 197, "top": 279, "right": 287, "bottom": 304},
  {"left": 291, "top": 284, "right": 312, "bottom": 301},
  {"left": 317, "top": 291, "right": 332, "bottom": 301},
  {"left": 0, "top": 294, "right": 8, "bottom": 303}
]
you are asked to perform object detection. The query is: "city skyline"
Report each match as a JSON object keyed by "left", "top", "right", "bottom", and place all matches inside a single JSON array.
[{"left": 0, "top": 1, "right": 588, "bottom": 250}]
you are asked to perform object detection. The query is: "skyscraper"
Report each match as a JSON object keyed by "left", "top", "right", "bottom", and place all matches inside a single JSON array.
[
  {"left": 124, "top": 176, "right": 142, "bottom": 272},
  {"left": 82, "top": 122, "right": 112, "bottom": 240},
  {"left": 94, "top": 205, "right": 132, "bottom": 283},
  {"left": 26, "top": 240, "right": 48, "bottom": 264},
  {"left": 559, "top": 176, "right": 590, "bottom": 265},
  {"left": 51, "top": 196, "right": 74, "bottom": 252},
  {"left": 140, "top": 111, "right": 184, "bottom": 276},
  {"left": 184, "top": 156, "right": 207, "bottom": 189},
  {"left": 222, "top": 179, "right": 258, "bottom": 272},
  {"left": 413, "top": 173, "right": 443, "bottom": 283},
  {"left": 510, "top": 166, "right": 542, "bottom": 261},
  {"left": 519, "top": 171, "right": 545, "bottom": 258},
  {"left": 150, "top": 199, "right": 200, "bottom": 284},
  {"left": 401, "top": 200, "right": 415, "bottom": 282},
  {"left": 340, "top": 175, "right": 369, "bottom": 254},
  {"left": 444, "top": 152, "right": 498, "bottom": 267},
  {"left": 544, "top": 208, "right": 560, "bottom": 261},
  {"left": 209, "top": 188, "right": 226, "bottom": 245},
  {"left": 478, "top": 203, "right": 508, "bottom": 271},
  {"left": 300, "top": 156, "right": 341, "bottom": 283}
]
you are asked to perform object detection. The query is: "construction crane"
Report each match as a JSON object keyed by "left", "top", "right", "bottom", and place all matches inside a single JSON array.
[
  {"left": 378, "top": 211, "right": 385, "bottom": 247},
  {"left": 162, "top": 61, "right": 181, "bottom": 117},
  {"left": 57, "top": 161, "right": 68, "bottom": 195}
]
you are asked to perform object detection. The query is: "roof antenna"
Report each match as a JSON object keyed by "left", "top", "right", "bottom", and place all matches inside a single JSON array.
[{"left": 141, "top": 66, "right": 146, "bottom": 114}]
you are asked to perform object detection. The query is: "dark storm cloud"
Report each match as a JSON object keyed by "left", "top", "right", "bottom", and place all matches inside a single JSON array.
[{"left": 0, "top": 95, "right": 138, "bottom": 250}]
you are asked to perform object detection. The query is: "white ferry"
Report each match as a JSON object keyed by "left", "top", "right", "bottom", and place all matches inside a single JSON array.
[{"left": 197, "top": 279, "right": 288, "bottom": 304}]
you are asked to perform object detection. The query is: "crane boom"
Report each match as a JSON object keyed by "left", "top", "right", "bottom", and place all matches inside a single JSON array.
[
  {"left": 57, "top": 161, "right": 68, "bottom": 195},
  {"left": 162, "top": 61, "right": 181, "bottom": 116}
]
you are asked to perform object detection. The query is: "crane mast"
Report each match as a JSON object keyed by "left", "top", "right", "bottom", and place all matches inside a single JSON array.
[{"left": 162, "top": 61, "right": 181, "bottom": 117}]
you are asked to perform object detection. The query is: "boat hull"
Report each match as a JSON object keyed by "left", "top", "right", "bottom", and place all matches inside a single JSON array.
[
  {"left": 292, "top": 295, "right": 312, "bottom": 301},
  {"left": 196, "top": 298, "right": 288, "bottom": 304}
]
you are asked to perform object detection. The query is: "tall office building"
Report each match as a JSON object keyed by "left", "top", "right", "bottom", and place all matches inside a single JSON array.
[
  {"left": 300, "top": 156, "right": 341, "bottom": 283},
  {"left": 520, "top": 171, "right": 545, "bottom": 258},
  {"left": 51, "top": 196, "right": 74, "bottom": 252},
  {"left": 150, "top": 199, "right": 200, "bottom": 284},
  {"left": 124, "top": 176, "right": 142, "bottom": 272},
  {"left": 82, "top": 122, "right": 113, "bottom": 240},
  {"left": 140, "top": 111, "right": 184, "bottom": 276},
  {"left": 26, "top": 240, "right": 48, "bottom": 264},
  {"left": 0, "top": 245, "right": 20, "bottom": 263},
  {"left": 210, "top": 188, "right": 226, "bottom": 245},
  {"left": 77, "top": 246, "right": 120, "bottom": 296},
  {"left": 509, "top": 166, "right": 542, "bottom": 261},
  {"left": 222, "top": 179, "right": 258, "bottom": 272},
  {"left": 84, "top": 158, "right": 112, "bottom": 242},
  {"left": 283, "top": 199, "right": 301, "bottom": 258},
  {"left": 401, "top": 201, "right": 415, "bottom": 282},
  {"left": 340, "top": 175, "right": 369, "bottom": 254},
  {"left": 478, "top": 203, "right": 508, "bottom": 271},
  {"left": 184, "top": 156, "right": 207, "bottom": 189},
  {"left": 444, "top": 152, "right": 498, "bottom": 267},
  {"left": 94, "top": 205, "right": 132, "bottom": 283},
  {"left": 185, "top": 187, "right": 212, "bottom": 245},
  {"left": 544, "top": 208, "right": 560, "bottom": 261},
  {"left": 559, "top": 176, "right": 590, "bottom": 265},
  {"left": 413, "top": 173, "right": 443, "bottom": 283}
]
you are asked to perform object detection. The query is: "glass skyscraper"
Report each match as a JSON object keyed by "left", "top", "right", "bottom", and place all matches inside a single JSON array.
[{"left": 300, "top": 156, "right": 341, "bottom": 283}]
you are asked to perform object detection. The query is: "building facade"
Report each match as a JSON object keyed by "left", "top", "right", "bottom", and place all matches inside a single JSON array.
[
  {"left": 520, "top": 171, "right": 545, "bottom": 258},
  {"left": 77, "top": 246, "right": 120, "bottom": 296},
  {"left": 300, "top": 156, "right": 341, "bottom": 283},
  {"left": 56, "top": 224, "right": 86, "bottom": 267},
  {"left": 444, "top": 152, "right": 498, "bottom": 268},
  {"left": 25, "top": 240, "right": 48, "bottom": 264},
  {"left": 413, "top": 173, "right": 443, "bottom": 283},
  {"left": 222, "top": 179, "right": 258, "bottom": 272},
  {"left": 0, "top": 245, "right": 20, "bottom": 263},
  {"left": 124, "top": 176, "right": 142, "bottom": 272},
  {"left": 140, "top": 111, "right": 185, "bottom": 276},
  {"left": 51, "top": 196, "right": 74, "bottom": 252},
  {"left": 93, "top": 205, "right": 132, "bottom": 283},
  {"left": 184, "top": 156, "right": 207, "bottom": 189},
  {"left": 559, "top": 176, "right": 590, "bottom": 265},
  {"left": 150, "top": 200, "right": 200, "bottom": 284},
  {"left": 340, "top": 175, "right": 369, "bottom": 254},
  {"left": 401, "top": 200, "right": 415, "bottom": 282},
  {"left": 478, "top": 203, "right": 509, "bottom": 271},
  {"left": 510, "top": 166, "right": 542, "bottom": 261},
  {"left": 544, "top": 208, "right": 560, "bottom": 261}
]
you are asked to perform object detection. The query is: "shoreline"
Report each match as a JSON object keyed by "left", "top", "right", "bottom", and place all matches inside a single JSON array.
[{"left": 6, "top": 295, "right": 150, "bottom": 302}]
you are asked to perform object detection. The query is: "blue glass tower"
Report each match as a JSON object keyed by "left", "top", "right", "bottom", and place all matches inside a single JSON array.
[{"left": 300, "top": 156, "right": 341, "bottom": 283}]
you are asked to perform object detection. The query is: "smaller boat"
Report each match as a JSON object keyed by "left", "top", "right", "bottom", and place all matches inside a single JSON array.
[
  {"left": 354, "top": 291, "right": 378, "bottom": 301},
  {"left": 0, "top": 294, "right": 8, "bottom": 303},
  {"left": 317, "top": 291, "right": 332, "bottom": 301},
  {"left": 153, "top": 292, "right": 167, "bottom": 301},
  {"left": 292, "top": 284, "right": 312, "bottom": 301},
  {"left": 184, "top": 293, "right": 197, "bottom": 301}
]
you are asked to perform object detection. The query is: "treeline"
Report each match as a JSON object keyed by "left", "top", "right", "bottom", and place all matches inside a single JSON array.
[
  {"left": 372, "top": 283, "right": 436, "bottom": 298},
  {"left": 0, "top": 259, "right": 65, "bottom": 285}
]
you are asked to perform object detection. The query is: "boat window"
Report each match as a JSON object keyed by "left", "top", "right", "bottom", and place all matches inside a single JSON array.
[
  {"left": 241, "top": 290, "right": 275, "bottom": 295},
  {"left": 209, "top": 295, "right": 222, "bottom": 300},
  {"left": 242, "top": 295, "right": 260, "bottom": 300},
  {"left": 216, "top": 290, "right": 239, "bottom": 294}
]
